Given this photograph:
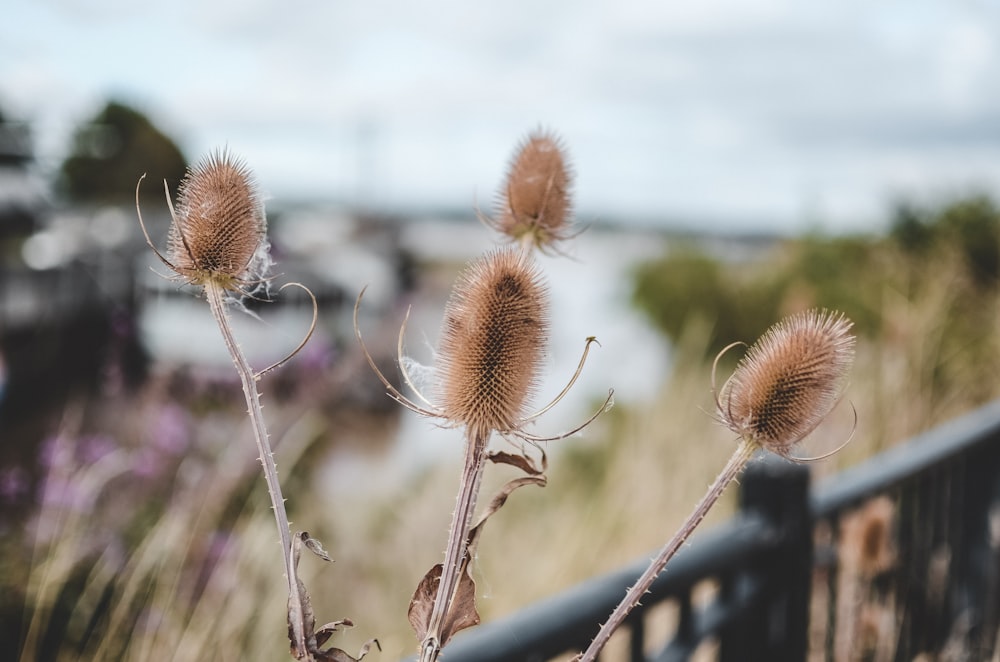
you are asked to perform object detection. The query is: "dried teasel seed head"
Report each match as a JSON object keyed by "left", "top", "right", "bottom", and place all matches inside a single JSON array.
[
  {"left": 491, "top": 130, "right": 574, "bottom": 252},
  {"left": 167, "top": 150, "right": 267, "bottom": 290},
  {"left": 718, "top": 309, "right": 855, "bottom": 456},
  {"left": 436, "top": 248, "right": 549, "bottom": 435}
]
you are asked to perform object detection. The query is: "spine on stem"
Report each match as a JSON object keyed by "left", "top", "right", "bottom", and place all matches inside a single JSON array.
[
  {"left": 419, "top": 427, "right": 490, "bottom": 662},
  {"left": 205, "top": 279, "right": 293, "bottom": 573}
]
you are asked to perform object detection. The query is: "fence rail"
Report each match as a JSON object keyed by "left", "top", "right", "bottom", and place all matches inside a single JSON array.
[{"left": 429, "top": 401, "right": 1000, "bottom": 661}]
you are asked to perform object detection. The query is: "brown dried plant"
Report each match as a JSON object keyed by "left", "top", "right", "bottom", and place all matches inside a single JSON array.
[
  {"left": 577, "top": 309, "right": 856, "bottom": 662},
  {"left": 485, "top": 129, "right": 576, "bottom": 253},
  {"left": 714, "top": 309, "right": 858, "bottom": 458},
  {"left": 355, "top": 247, "right": 612, "bottom": 662},
  {"left": 164, "top": 151, "right": 269, "bottom": 290},
  {"left": 137, "top": 151, "right": 374, "bottom": 661}
]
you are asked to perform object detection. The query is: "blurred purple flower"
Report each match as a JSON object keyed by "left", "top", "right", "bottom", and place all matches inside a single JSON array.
[
  {"left": 0, "top": 466, "right": 28, "bottom": 502},
  {"left": 131, "top": 446, "right": 166, "bottom": 480},
  {"left": 38, "top": 434, "right": 72, "bottom": 471},
  {"left": 150, "top": 403, "right": 191, "bottom": 456},
  {"left": 77, "top": 434, "right": 118, "bottom": 464},
  {"left": 298, "top": 335, "right": 336, "bottom": 373}
]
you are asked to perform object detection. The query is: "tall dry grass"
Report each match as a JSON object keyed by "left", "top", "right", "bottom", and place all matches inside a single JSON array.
[{"left": 13, "top": 230, "right": 1000, "bottom": 661}]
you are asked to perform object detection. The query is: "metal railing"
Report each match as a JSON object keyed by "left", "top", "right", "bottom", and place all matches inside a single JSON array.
[{"left": 430, "top": 401, "right": 1000, "bottom": 661}]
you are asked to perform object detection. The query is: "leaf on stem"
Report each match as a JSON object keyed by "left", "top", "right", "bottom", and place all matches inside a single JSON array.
[
  {"left": 486, "top": 447, "right": 547, "bottom": 475},
  {"left": 471, "top": 474, "right": 547, "bottom": 538},
  {"left": 409, "top": 562, "right": 481, "bottom": 646},
  {"left": 288, "top": 532, "right": 378, "bottom": 662},
  {"left": 408, "top": 457, "right": 547, "bottom": 647}
]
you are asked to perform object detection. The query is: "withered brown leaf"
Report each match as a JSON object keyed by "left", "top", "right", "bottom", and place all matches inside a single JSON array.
[
  {"left": 487, "top": 448, "right": 547, "bottom": 475},
  {"left": 408, "top": 469, "right": 547, "bottom": 648},
  {"left": 288, "top": 531, "right": 377, "bottom": 662},
  {"left": 408, "top": 561, "right": 481, "bottom": 646},
  {"left": 471, "top": 475, "right": 547, "bottom": 540}
]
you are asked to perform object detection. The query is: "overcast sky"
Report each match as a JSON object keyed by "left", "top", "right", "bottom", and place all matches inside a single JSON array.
[{"left": 3, "top": 0, "right": 1000, "bottom": 233}]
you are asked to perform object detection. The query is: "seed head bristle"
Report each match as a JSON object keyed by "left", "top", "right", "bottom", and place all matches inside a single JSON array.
[
  {"left": 719, "top": 309, "right": 855, "bottom": 456},
  {"left": 436, "top": 248, "right": 549, "bottom": 435},
  {"left": 491, "top": 130, "right": 573, "bottom": 251},
  {"left": 167, "top": 150, "right": 266, "bottom": 289}
]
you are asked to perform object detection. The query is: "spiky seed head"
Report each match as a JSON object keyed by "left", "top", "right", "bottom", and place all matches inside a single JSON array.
[
  {"left": 492, "top": 130, "right": 573, "bottom": 252},
  {"left": 436, "top": 248, "right": 549, "bottom": 435},
  {"left": 167, "top": 150, "right": 267, "bottom": 290},
  {"left": 718, "top": 309, "right": 855, "bottom": 456}
]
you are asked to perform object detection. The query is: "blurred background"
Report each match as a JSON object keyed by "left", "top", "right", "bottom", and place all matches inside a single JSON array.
[{"left": 3, "top": 1, "right": 1000, "bottom": 660}]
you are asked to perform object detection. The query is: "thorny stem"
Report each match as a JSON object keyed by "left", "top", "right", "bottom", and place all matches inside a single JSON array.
[
  {"left": 577, "top": 439, "right": 759, "bottom": 662},
  {"left": 204, "top": 280, "right": 293, "bottom": 590},
  {"left": 420, "top": 427, "right": 490, "bottom": 662}
]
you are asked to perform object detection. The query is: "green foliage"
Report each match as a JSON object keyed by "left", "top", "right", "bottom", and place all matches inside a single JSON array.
[
  {"left": 770, "top": 234, "right": 884, "bottom": 337},
  {"left": 59, "top": 101, "right": 187, "bottom": 204},
  {"left": 631, "top": 244, "right": 784, "bottom": 357},
  {"left": 632, "top": 197, "right": 1000, "bottom": 387},
  {"left": 890, "top": 195, "right": 1000, "bottom": 288}
]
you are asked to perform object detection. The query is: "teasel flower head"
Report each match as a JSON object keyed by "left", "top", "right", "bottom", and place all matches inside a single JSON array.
[
  {"left": 714, "top": 309, "right": 856, "bottom": 458},
  {"left": 436, "top": 248, "right": 548, "bottom": 435},
  {"left": 355, "top": 246, "right": 612, "bottom": 441},
  {"left": 488, "top": 130, "right": 575, "bottom": 253},
  {"left": 137, "top": 149, "right": 270, "bottom": 294}
]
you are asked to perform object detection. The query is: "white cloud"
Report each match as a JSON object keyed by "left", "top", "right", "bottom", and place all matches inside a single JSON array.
[{"left": 2, "top": 0, "right": 1000, "bottom": 233}]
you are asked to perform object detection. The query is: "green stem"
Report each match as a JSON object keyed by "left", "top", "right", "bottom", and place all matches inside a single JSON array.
[
  {"left": 204, "top": 280, "right": 293, "bottom": 587},
  {"left": 577, "top": 439, "right": 759, "bottom": 662},
  {"left": 419, "top": 427, "right": 490, "bottom": 662}
]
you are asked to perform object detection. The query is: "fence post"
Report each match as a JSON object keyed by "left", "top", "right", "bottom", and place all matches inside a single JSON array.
[
  {"left": 955, "top": 431, "right": 1000, "bottom": 656},
  {"left": 720, "top": 455, "right": 812, "bottom": 662}
]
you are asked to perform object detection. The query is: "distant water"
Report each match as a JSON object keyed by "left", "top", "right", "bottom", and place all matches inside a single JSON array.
[
  {"left": 139, "top": 294, "right": 323, "bottom": 371},
  {"left": 138, "top": 221, "right": 673, "bottom": 492}
]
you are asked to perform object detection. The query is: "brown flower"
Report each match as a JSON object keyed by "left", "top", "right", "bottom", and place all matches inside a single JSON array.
[
  {"left": 716, "top": 309, "right": 855, "bottom": 456},
  {"left": 165, "top": 150, "right": 267, "bottom": 290},
  {"left": 436, "top": 248, "right": 549, "bottom": 435},
  {"left": 490, "top": 130, "right": 574, "bottom": 252},
  {"left": 355, "top": 247, "right": 610, "bottom": 442}
]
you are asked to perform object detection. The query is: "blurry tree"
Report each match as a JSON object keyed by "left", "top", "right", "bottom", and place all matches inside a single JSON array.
[
  {"left": 631, "top": 246, "right": 784, "bottom": 357},
  {"left": 890, "top": 196, "right": 1000, "bottom": 289},
  {"left": 59, "top": 101, "right": 187, "bottom": 204},
  {"left": 633, "top": 195, "right": 1000, "bottom": 362}
]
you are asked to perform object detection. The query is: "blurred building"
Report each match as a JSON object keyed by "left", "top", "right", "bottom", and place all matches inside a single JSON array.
[
  {"left": 0, "top": 118, "right": 47, "bottom": 240},
  {"left": 0, "top": 115, "right": 145, "bottom": 459}
]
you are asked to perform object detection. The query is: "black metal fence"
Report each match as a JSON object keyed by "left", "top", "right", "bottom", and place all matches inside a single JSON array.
[{"left": 432, "top": 401, "right": 1000, "bottom": 662}]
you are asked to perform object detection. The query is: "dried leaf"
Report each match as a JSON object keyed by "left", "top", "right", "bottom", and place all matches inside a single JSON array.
[
  {"left": 315, "top": 620, "right": 353, "bottom": 649},
  {"left": 408, "top": 473, "right": 545, "bottom": 649},
  {"left": 408, "top": 564, "right": 438, "bottom": 642},
  {"left": 305, "top": 534, "right": 333, "bottom": 562},
  {"left": 312, "top": 638, "right": 381, "bottom": 662},
  {"left": 486, "top": 448, "right": 547, "bottom": 475},
  {"left": 287, "top": 532, "right": 314, "bottom": 659},
  {"left": 408, "top": 561, "right": 481, "bottom": 646},
  {"left": 288, "top": 531, "right": 375, "bottom": 662},
  {"left": 441, "top": 560, "right": 480, "bottom": 644}
]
